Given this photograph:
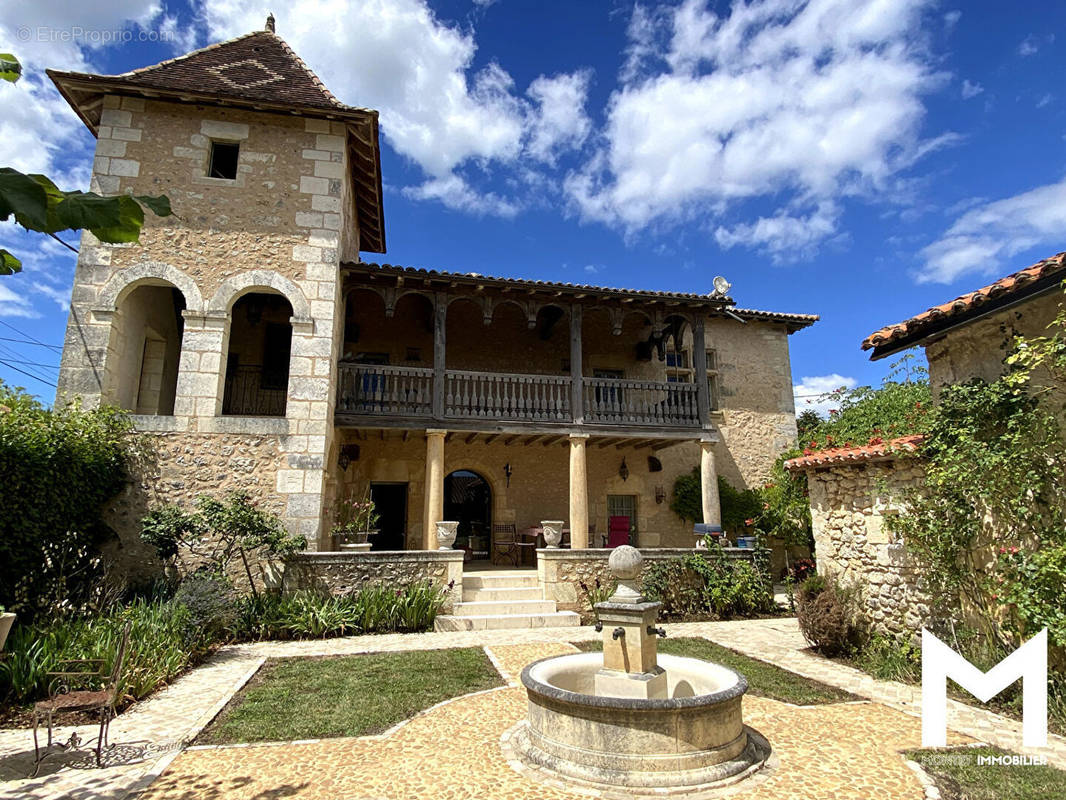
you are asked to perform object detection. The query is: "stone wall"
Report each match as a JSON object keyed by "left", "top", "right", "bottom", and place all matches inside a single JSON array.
[
  {"left": 56, "top": 95, "right": 354, "bottom": 557},
  {"left": 806, "top": 456, "right": 931, "bottom": 638},
  {"left": 536, "top": 547, "right": 763, "bottom": 614},
  {"left": 283, "top": 550, "right": 464, "bottom": 612}
]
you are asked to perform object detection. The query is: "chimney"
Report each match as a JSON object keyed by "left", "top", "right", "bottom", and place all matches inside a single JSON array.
[{"left": 265, "top": 13, "right": 276, "bottom": 33}]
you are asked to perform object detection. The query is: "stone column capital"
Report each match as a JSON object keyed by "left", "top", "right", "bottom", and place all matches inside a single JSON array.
[
  {"left": 568, "top": 433, "right": 590, "bottom": 442},
  {"left": 426, "top": 428, "right": 447, "bottom": 438}
]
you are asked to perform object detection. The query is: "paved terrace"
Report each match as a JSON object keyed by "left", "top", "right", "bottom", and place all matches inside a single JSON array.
[{"left": 1, "top": 617, "right": 1062, "bottom": 800}]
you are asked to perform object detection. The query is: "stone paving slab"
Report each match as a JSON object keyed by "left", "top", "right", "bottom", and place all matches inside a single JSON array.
[
  {"left": 1, "top": 616, "right": 1062, "bottom": 799},
  {"left": 136, "top": 642, "right": 970, "bottom": 800}
]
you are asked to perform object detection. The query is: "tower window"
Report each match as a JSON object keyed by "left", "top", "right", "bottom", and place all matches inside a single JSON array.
[{"left": 208, "top": 141, "right": 240, "bottom": 179}]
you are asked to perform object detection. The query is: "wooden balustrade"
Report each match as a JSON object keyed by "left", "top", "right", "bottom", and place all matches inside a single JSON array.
[
  {"left": 336, "top": 364, "right": 702, "bottom": 428},
  {"left": 336, "top": 364, "right": 434, "bottom": 416},
  {"left": 582, "top": 377, "right": 700, "bottom": 426},
  {"left": 445, "top": 370, "right": 570, "bottom": 421}
]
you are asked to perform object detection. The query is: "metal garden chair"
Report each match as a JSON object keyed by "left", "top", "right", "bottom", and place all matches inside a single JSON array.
[{"left": 32, "top": 622, "right": 131, "bottom": 776}]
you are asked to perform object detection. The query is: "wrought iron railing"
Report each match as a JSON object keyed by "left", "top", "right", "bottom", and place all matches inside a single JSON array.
[{"left": 222, "top": 365, "right": 287, "bottom": 417}]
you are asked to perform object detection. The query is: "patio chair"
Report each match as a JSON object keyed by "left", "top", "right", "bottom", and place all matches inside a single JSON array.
[
  {"left": 491, "top": 523, "right": 521, "bottom": 565},
  {"left": 33, "top": 622, "right": 131, "bottom": 776},
  {"left": 607, "top": 516, "right": 630, "bottom": 548}
]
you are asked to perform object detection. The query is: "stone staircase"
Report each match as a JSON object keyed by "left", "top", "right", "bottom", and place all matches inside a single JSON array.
[{"left": 433, "top": 570, "right": 581, "bottom": 631}]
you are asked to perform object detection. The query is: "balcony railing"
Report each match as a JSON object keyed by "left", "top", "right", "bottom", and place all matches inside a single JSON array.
[
  {"left": 223, "top": 365, "right": 287, "bottom": 417},
  {"left": 337, "top": 364, "right": 702, "bottom": 428},
  {"left": 337, "top": 364, "right": 433, "bottom": 416},
  {"left": 583, "top": 377, "right": 699, "bottom": 426},
  {"left": 445, "top": 370, "right": 570, "bottom": 421}
]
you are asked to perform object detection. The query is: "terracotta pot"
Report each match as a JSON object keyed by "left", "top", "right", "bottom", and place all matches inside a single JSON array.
[{"left": 0, "top": 612, "right": 15, "bottom": 653}]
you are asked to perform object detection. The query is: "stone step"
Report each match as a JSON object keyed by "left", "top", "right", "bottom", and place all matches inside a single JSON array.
[
  {"left": 434, "top": 611, "right": 580, "bottom": 632},
  {"left": 453, "top": 599, "right": 557, "bottom": 616},
  {"left": 461, "top": 572, "right": 539, "bottom": 590},
  {"left": 463, "top": 587, "right": 543, "bottom": 603}
]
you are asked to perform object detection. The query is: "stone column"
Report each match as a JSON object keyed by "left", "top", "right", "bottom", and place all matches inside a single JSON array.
[
  {"left": 700, "top": 438, "right": 722, "bottom": 531},
  {"left": 569, "top": 433, "right": 589, "bottom": 548},
  {"left": 423, "top": 429, "right": 446, "bottom": 549}
]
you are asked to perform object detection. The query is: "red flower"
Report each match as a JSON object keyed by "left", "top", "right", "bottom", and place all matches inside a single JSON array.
[
  {"left": 829, "top": 409, "right": 838, "bottom": 415},
  {"left": 744, "top": 518, "right": 755, "bottom": 527}
]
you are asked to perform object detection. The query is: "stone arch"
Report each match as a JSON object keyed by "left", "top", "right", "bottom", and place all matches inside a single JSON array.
[
  {"left": 97, "top": 262, "right": 205, "bottom": 313},
  {"left": 208, "top": 270, "right": 311, "bottom": 319}
]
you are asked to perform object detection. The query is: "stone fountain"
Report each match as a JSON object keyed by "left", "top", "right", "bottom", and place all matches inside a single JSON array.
[{"left": 506, "top": 546, "right": 771, "bottom": 793}]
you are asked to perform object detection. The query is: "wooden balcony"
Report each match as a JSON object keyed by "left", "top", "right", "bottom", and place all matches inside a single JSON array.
[{"left": 336, "top": 363, "right": 703, "bottom": 431}]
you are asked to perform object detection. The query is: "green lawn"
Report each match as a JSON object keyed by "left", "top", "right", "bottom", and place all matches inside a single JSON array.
[
  {"left": 906, "top": 747, "right": 1066, "bottom": 800},
  {"left": 574, "top": 636, "right": 857, "bottom": 706},
  {"left": 197, "top": 647, "right": 504, "bottom": 744}
]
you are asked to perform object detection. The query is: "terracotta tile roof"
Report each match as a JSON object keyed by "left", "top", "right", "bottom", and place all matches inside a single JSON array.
[
  {"left": 344, "top": 261, "right": 820, "bottom": 329},
  {"left": 783, "top": 434, "right": 925, "bottom": 471},
  {"left": 100, "top": 29, "right": 358, "bottom": 111},
  {"left": 862, "top": 252, "right": 1066, "bottom": 357}
]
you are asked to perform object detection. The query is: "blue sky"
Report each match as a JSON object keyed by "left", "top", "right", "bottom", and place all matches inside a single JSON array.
[{"left": 1, "top": 1, "right": 1065, "bottom": 412}]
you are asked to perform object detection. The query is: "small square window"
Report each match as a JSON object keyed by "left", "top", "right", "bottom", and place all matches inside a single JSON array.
[{"left": 208, "top": 141, "right": 240, "bottom": 179}]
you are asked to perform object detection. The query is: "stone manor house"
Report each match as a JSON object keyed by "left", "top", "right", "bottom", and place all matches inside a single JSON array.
[{"left": 51, "top": 20, "right": 816, "bottom": 588}]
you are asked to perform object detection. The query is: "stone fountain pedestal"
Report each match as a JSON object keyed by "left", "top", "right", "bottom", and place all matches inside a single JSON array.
[{"left": 507, "top": 545, "right": 772, "bottom": 794}]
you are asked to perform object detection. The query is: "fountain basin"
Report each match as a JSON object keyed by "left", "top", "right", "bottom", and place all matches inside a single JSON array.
[{"left": 513, "top": 652, "right": 768, "bottom": 790}]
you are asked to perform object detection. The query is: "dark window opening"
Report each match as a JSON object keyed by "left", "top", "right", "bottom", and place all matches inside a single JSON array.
[{"left": 208, "top": 141, "right": 240, "bottom": 179}]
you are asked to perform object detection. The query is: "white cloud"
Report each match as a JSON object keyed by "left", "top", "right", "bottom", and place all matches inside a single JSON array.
[
  {"left": 526, "top": 70, "right": 593, "bottom": 164},
  {"left": 32, "top": 281, "right": 71, "bottom": 311},
  {"left": 943, "top": 10, "right": 962, "bottom": 29},
  {"left": 583, "top": 264, "right": 600, "bottom": 274},
  {"left": 0, "top": 281, "right": 40, "bottom": 318},
  {"left": 201, "top": 0, "right": 590, "bottom": 213},
  {"left": 714, "top": 202, "right": 839, "bottom": 262},
  {"left": 917, "top": 176, "right": 1066, "bottom": 283},
  {"left": 1019, "top": 34, "right": 1053, "bottom": 57},
  {"left": 793, "top": 374, "right": 858, "bottom": 419},
  {"left": 1037, "top": 93, "right": 1053, "bottom": 109},
  {"left": 566, "top": 0, "right": 947, "bottom": 259},
  {"left": 961, "top": 79, "right": 983, "bottom": 99},
  {"left": 403, "top": 173, "right": 518, "bottom": 218}
]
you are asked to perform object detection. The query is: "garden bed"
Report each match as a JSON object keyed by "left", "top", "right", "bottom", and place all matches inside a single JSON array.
[{"left": 195, "top": 647, "right": 504, "bottom": 744}]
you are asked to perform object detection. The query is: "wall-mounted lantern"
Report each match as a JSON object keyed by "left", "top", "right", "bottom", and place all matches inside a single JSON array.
[
  {"left": 338, "top": 444, "right": 361, "bottom": 471},
  {"left": 619, "top": 457, "right": 629, "bottom": 482},
  {"left": 655, "top": 485, "right": 666, "bottom": 504},
  {"left": 504, "top": 462, "right": 513, "bottom": 487}
]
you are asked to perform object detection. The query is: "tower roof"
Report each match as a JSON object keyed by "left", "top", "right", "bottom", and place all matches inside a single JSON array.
[{"left": 47, "top": 20, "right": 386, "bottom": 253}]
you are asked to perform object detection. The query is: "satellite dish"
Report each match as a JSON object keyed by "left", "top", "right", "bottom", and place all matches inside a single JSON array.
[{"left": 712, "top": 275, "right": 732, "bottom": 296}]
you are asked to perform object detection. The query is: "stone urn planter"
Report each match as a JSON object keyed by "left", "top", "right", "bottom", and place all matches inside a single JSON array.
[
  {"left": 541, "top": 520, "right": 565, "bottom": 549},
  {"left": 0, "top": 612, "right": 15, "bottom": 653},
  {"left": 436, "top": 521, "right": 459, "bottom": 550},
  {"left": 339, "top": 530, "right": 376, "bottom": 552}
]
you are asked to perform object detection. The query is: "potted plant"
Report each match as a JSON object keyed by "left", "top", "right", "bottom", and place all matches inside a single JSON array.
[
  {"left": 332, "top": 489, "right": 380, "bottom": 551},
  {"left": 0, "top": 605, "right": 15, "bottom": 652}
]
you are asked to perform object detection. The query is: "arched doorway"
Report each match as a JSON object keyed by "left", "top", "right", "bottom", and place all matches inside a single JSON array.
[
  {"left": 444, "top": 469, "right": 492, "bottom": 560},
  {"left": 222, "top": 292, "right": 294, "bottom": 416}
]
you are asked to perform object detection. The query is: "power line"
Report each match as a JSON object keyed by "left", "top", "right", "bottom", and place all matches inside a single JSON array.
[
  {"left": 0, "top": 358, "right": 57, "bottom": 388},
  {"left": 0, "top": 357, "right": 59, "bottom": 369},
  {"left": 0, "top": 318, "right": 58, "bottom": 350},
  {"left": 0, "top": 335, "right": 63, "bottom": 351}
]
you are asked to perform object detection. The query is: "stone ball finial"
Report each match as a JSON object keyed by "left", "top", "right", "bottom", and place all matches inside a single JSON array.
[{"left": 608, "top": 545, "right": 642, "bottom": 581}]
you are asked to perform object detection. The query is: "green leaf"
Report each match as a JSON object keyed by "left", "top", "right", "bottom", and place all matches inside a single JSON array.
[
  {"left": 0, "top": 248, "right": 22, "bottom": 275},
  {"left": 133, "top": 194, "right": 172, "bottom": 218},
  {"left": 0, "top": 54, "right": 21, "bottom": 84},
  {"left": 0, "top": 168, "right": 49, "bottom": 229},
  {"left": 88, "top": 194, "right": 145, "bottom": 243}
]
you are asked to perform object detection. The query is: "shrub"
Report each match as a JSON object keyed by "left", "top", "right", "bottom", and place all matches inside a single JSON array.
[
  {"left": 670, "top": 471, "right": 761, "bottom": 533},
  {"left": 642, "top": 549, "right": 774, "bottom": 620},
  {"left": 795, "top": 573, "right": 865, "bottom": 656},
  {"left": 0, "top": 383, "right": 137, "bottom": 620},
  {"left": 173, "top": 573, "right": 238, "bottom": 642},
  {"left": 578, "top": 577, "right": 617, "bottom": 620},
  {"left": 141, "top": 491, "right": 306, "bottom": 595}
]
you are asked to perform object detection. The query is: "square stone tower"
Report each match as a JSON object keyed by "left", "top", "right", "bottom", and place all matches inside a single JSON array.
[{"left": 49, "top": 17, "right": 385, "bottom": 564}]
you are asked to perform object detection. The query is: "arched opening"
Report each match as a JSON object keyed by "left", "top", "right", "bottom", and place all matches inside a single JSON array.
[
  {"left": 107, "top": 283, "right": 186, "bottom": 415},
  {"left": 444, "top": 469, "right": 492, "bottom": 561},
  {"left": 222, "top": 292, "right": 294, "bottom": 416}
]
